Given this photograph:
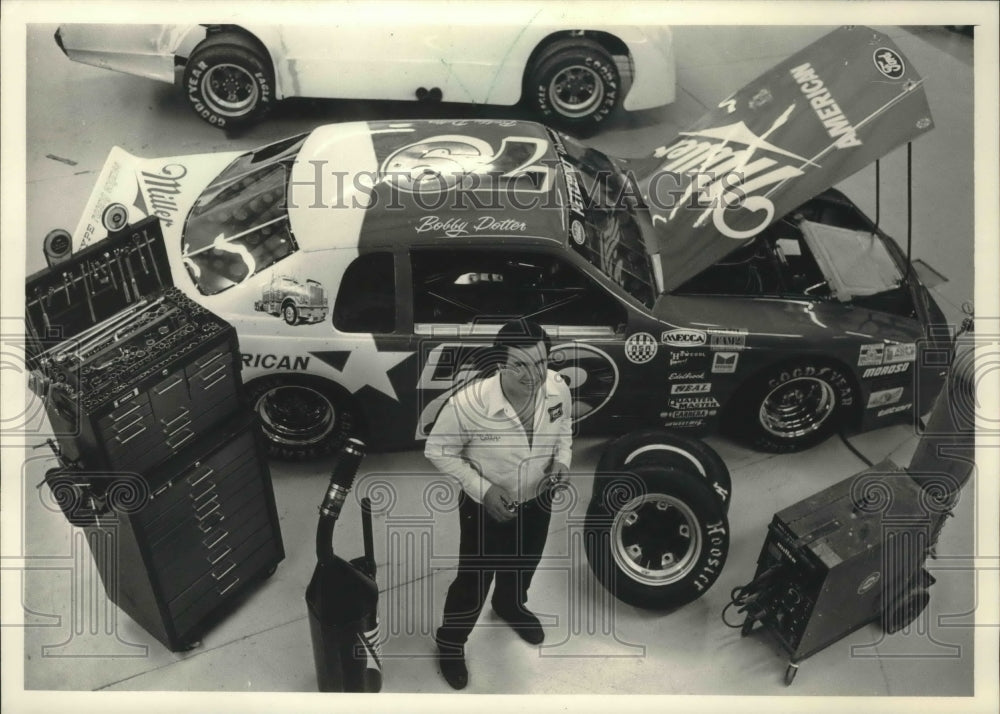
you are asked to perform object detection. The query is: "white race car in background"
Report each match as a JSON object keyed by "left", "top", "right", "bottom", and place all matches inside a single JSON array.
[{"left": 54, "top": 11, "right": 675, "bottom": 131}]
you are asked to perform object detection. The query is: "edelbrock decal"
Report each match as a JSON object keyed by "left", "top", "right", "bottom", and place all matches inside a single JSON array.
[
  {"left": 625, "top": 332, "right": 658, "bottom": 364},
  {"left": 662, "top": 329, "right": 707, "bottom": 347},
  {"left": 877, "top": 403, "right": 911, "bottom": 418},
  {"left": 712, "top": 352, "right": 739, "bottom": 374},
  {"left": 669, "top": 371, "right": 705, "bottom": 381},
  {"left": 671, "top": 382, "right": 712, "bottom": 395},
  {"left": 867, "top": 387, "right": 904, "bottom": 409},
  {"left": 863, "top": 362, "right": 909, "bottom": 379}
]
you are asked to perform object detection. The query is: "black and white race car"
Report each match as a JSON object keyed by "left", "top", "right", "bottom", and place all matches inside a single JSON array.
[{"left": 67, "top": 25, "right": 951, "bottom": 465}]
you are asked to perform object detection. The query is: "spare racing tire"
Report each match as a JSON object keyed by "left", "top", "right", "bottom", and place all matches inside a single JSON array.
[
  {"left": 183, "top": 32, "right": 274, "bottom": 130},
  {"left": 728, "top": 358, "right": 857, "bottom": 453},
  {"left": 595, "top": 428, "right": 731, "bottom": 511},
  {"left": 585, "top": 464, "right": 730, "bottom": 610}
]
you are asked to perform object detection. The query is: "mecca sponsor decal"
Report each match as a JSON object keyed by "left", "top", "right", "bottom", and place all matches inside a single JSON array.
[
  {"left": 873, "top": 48, "right": 905, "bottom": 79},
  {"left": 877, "top": 403, "right": 911, "bottom": 418},
  {"left": 671, "top": 382, "right": 712, "bottom": 395},
  {"left": 790, "top": 63, "right": 861, "bottom": 149},
  {"left": 858, "top": 344, "right": 885, "bottom": 366},
  {"left": 712, "top": 352, "right": 739, "bottom": 374},
  {"left": 669, "top": 371, "right": 705, "bottom": 381},
  {"left": 867, "top": 387, "right": 904, "bottom": 409},
  {"left": 662, "top": 329, "right": 707, "bottom": 347},
  {"left": 862, "top": 362, "right": 909, "bottom": 379},
  {"left": 709, "top": 329, "right": 747, "bottom": 351},
  {"left": 242, "top": 353, "right": 311, "bottom": 371},
  {"left": 625, "top": 332, "right": 658, "bottom": 364},
  {"left": 669, "top": 396, "right": 720, "bottom": 410}
]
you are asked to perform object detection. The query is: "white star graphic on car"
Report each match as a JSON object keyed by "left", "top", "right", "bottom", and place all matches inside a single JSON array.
[{"left": 329, "top": 335, "right": 413, "bottom": 401}]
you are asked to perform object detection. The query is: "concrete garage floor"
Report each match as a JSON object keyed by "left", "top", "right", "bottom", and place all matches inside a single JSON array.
[{"left": 8, "top": 19, "right": 991, "bottom": 707}]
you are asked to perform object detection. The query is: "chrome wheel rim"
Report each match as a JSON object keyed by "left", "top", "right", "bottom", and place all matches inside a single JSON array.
[
  {"left": 610, "top": 493, "right": 702, "bottom": 586},
  {"left": 758, "top": 377, "right": 836, "bottom": 439},
  {"left": 255, "top": 385, "right": 335, "bottom": 446},
  {"left": 548, "top": 65, "right": 604, "bottom": 118},
  {"left": 202, "top": 63, "right": 259, "bottom": 116},
  {"left": 283, "top": 305, "right": 296, "bottom": 324}
]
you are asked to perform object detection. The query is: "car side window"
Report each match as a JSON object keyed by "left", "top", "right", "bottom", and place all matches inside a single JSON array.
[
  {"left": 411, "top": 248, "right": 626, "bottom": 330},
  {"left": 333, "top": 252, "right": 396, "bottom": 333}
]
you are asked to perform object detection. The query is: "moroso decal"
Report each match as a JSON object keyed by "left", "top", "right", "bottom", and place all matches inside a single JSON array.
[
  {"left": 712, "top": 352, "right": 739, "bottom": 374},
  {"left": 790, "top": 63, "right": 861, "bottom": 149},
  {"left": 669, "top": 371, "right": 705, "bottom": 381},
  {"left": 662, "top": 329, "right": 707, "bottom": 347},
  {"left": 671, "top": 382, "right": 712, "bottom": 395},
  {"left": 862, "top": 362, "right": 909, "bottom": 379},
  {"left": 867, "top": 386, "right": 904, "bottom": 409},
  {"left": 873, "top": 48, "right": 905, "bottom": 79},
  {"left": 625, "top": 332, "right": 658, "bottom": 364},
  {"left": 242, "top": 353, "right": 311, "bottom": 370},
  {"left": 877, "top": 403, "right": 911, "bottom": 418},
  {"left": 669, "top": 396, "right": 720, "bottom": 409},
  {"left": 858, "top": 344, "right": 884, "bottom": 366},
  {"left": 884, "top": 343, "right": 916, "bottom": 364}
]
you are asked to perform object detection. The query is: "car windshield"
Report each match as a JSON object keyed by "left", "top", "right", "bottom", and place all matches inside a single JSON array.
[
  {"left": 182, "top": 134, "right": 307, "bottom": 295},
  {"left": 551, "top": 130, "right": 656, "bottom": 308}
]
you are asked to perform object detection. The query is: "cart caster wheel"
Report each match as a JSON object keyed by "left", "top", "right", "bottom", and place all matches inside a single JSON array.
[{"left": 784, "top": 663, "right": 799, "bottom": 686}]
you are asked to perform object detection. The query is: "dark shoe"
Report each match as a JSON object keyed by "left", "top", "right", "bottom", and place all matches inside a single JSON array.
[
  {"left": 492, "top": 605, "right": 545, "bottom": 645},
  {"left": 435, "top": 633, "right": 469, "bottom": 690}
]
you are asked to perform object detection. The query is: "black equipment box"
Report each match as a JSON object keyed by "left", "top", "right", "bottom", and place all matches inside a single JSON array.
[
  {"left": 27, "top": 218, "right": 284, "bottom": 651},
  {"left": 45, "top": 413, "right": 284, "bottom": 651},
  {"left": 745, "top": 463, "right": 937, "bottom": 671}
]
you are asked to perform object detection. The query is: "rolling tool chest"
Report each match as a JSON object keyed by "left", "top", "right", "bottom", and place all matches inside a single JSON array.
[{"left": 26, "top": 217, "right": 284, "bottom": 651}]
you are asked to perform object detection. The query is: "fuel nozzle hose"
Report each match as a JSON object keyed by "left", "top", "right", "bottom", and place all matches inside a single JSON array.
[{"left": 316, "top": 437, "right": 366, "bottom": 563}]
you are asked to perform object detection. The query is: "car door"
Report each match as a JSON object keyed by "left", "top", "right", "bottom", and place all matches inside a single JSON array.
[{"left": 405, "top": 243, "right": 645, "bottom": 441}]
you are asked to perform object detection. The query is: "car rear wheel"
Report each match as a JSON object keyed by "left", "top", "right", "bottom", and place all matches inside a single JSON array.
[
  {"left": 526, "top": 39, "right": 621, "bottom": 130},
  {"left": 585, "top": 464, "right": 729, "bottom": 610},
  {"left": 730, "top": 359, "right": 856, "bottom": 452},
  {"left": 183, "top": 33, "right": 273, "bottom": 129},
  {"left": 246, "top": 375, "right": 356, "bottom": 460}
]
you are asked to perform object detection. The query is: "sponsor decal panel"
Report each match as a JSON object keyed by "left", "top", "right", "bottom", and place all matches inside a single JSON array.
[
  {"left": 669, "top": 371, "right": 705, "bottom": 381},
  {"left": 671, "top": 382, "right": 712, "bottom": 395},
  {"left": 858, "top": 344, "right": 885, "bottom": 366},
  {"left": 867, "top": 386, "right": 904, "bottom": 409},
  {"left": 877, "top": 403, "right": 911, "bottom": 418},
  {"left": 547, "top": 404, "right": 563, "bottom": 422},
  {"left": 873, "top": 48, "right": 905, "bottom": 79},
  {"left": 670, "top": 349, "right": 705, "bottom": 366},
  {"left": 712, "top": 352, "right": 739, "bottom": 374},
  {"left": 662, "top": 329, "right": 707, "bottom": 347},
  {"left": 242, "top": 353, "right": 312, "bottom": 371},
  {"left": 708, "top": 329, "right": 747, "bottom": 351},
  {"left": 669, "top": 396, "right": 720, "bottom": 409},
  {"left": 884, "top": 343, "right": 916, "bottom": 364},
  {"left": 625, "top": 332, "right": 659, "bottom": 364},
  {"left": 663, "top": 409, "right": 712, "bottom": 419},
  {"left": 862, "top": 362, "right": 909, "bottom": 379},
  {"left": 662, "top": 419, "right": 705, "bottom": 428}
]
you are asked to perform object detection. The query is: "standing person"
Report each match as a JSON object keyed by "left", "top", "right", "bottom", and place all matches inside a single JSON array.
[{"left": 424, "top": 319, "right": 572, "bottom": 690}]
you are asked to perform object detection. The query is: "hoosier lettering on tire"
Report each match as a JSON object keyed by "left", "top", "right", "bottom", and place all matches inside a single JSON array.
[
  {"left": 183, "top": 33, "right": 274, "bottom": 130},
  {"left": 585, "top": 464, "right": 730, "bottom": 610}
]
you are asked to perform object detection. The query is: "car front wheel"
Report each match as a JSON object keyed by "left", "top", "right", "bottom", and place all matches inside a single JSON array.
[
  {"left": 183, "top": 33, "right": 274, "bottom": 130},
  {"left": 245, "top": 375, "right": 356, "bottom": 460},
  {"left": 731, "top": 359, "right": 857, "bottom": 453},
  {"left": 526, "top": 38, "right": 621, "bottom": 130}
]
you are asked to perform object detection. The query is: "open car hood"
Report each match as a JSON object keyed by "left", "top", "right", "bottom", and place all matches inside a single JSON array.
[{"left": 635, "top": 26, "right": 934, "bottom": 293}]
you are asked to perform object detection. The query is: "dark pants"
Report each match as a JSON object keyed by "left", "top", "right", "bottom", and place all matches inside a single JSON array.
[{"left": 437, "top": 491, "right": 552, "bottom": 648}]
